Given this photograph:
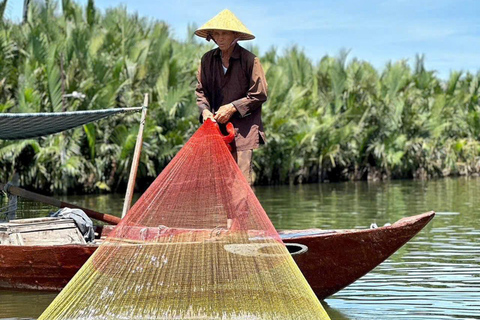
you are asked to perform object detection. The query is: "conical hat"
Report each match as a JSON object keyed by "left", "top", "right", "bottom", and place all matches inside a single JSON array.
[{"left": 195, "top": 9, "right": 255, "bottom": 41}]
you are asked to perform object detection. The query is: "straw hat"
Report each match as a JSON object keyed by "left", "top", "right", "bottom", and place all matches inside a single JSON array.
[{"left": 195, "top": 9, "right": 255, "bottom": 41}]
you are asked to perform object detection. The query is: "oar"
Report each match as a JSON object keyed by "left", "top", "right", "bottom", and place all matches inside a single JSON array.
[{"left": 0, "top": 183, "right": 121, "bottom": 225}]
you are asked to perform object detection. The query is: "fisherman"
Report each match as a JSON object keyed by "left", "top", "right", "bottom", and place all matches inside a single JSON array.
[{"left": 195, "top": 9, "right": 268, "bottom": 187}]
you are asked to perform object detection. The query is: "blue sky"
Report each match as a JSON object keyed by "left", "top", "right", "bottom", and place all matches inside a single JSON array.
[{"left": 5, "top": 0, "right": 480, "bottom": 79}]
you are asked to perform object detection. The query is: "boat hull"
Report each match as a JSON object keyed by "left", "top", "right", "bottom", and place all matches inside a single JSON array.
[
  {"left": 284, "top": 211, "right": 435, "bottom": 299},
  {"left": 0, "top": 211, "right": 434, "bottom": 299}
]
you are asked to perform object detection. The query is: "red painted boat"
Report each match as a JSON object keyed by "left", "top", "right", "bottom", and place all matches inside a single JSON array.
[
  {"left": 283, "top": 211, "right": 435, "bottom": 300},
  {"left": 0, "top": 211, "right": 434, "bottom": 300}
]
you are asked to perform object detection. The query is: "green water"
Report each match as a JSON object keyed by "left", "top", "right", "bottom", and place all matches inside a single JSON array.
[{"left": 1, "top": 178, "right": 479, "bottom": 319}]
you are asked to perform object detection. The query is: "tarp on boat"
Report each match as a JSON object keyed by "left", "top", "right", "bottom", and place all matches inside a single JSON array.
[{"left": 0, "top": 107, "right": 142, "bottom": 140}]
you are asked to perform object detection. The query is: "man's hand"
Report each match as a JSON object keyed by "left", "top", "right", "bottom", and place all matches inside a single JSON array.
[
  {"left": 202, "top": 109, "right": 216, "bottom": 122},
  {"left": 214, "top": 103, "right": 237, "bottom": 124}
]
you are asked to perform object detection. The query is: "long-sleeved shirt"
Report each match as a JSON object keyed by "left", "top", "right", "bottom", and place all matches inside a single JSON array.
[{"left": 196, "top": 44, "right": 268, "bottom": 151}]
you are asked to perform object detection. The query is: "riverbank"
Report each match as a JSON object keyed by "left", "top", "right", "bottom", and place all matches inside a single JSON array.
[{"left": 1, "top": 1, "right": 479, "bottom": 194}]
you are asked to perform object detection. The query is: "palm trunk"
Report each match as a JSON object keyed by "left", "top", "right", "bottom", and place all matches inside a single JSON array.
[{"left": 22, "top": 0, "right": 30, "bottom": 24}]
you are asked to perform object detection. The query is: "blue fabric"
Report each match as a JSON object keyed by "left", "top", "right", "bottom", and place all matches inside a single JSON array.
[{"left": 50, "top": 207, "right": 95, "bottom": 242}]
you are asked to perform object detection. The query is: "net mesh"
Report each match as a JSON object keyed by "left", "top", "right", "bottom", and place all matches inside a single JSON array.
[
  {"left": 0, "top": 107, "right": 142, "bottom": 140},
  {"left": 38, "top": 120, "right": 330, "bottom": 320}
]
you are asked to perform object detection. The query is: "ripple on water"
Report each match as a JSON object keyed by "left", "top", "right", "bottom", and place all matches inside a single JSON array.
[{"left": 2, "top": 179, "right": 480, "bottom": 320}]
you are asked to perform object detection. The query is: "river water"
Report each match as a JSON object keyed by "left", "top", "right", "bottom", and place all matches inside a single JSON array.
[{"left": 1, "top": 178, "right": 479, "bottom": 319}]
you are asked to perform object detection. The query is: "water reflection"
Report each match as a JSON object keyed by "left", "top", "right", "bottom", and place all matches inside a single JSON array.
[
  {"left": 1, "top": 178, "right": 480, "bottom": 319},
  {"left": 0, "top": 290, "right": 56, "bottom": 319},
  {"left": 322, "top": 301, "right": 353, "bottom": 320}
]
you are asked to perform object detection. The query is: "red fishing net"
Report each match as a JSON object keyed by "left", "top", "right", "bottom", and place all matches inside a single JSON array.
[{"left": 39, "top": 120, "right": 330, "bottom": 319}]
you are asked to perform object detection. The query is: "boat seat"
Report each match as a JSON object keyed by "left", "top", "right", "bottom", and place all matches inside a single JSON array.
[{"left": 0, "top": 217, "right": 87, "bottom": 246}]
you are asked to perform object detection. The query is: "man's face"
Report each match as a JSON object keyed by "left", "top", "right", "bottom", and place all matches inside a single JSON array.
[{"left": 212, "top": 30, "right": 236, "bottom": 51}]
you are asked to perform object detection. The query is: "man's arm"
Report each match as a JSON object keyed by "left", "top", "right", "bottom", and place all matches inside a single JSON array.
[
  {"left": 195, "top": 64, "right": 215, "bottom": 122},
  {"left": 230, "top": 57, "right": 268, "bottom": 117}
]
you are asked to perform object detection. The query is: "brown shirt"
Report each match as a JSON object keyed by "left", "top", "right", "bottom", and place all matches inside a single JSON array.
[{"left": 196, "top": 44, "right": 267, "bottom": 151}]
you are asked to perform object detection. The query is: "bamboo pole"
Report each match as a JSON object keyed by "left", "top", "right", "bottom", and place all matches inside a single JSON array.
[
  {"left": 0, "top": 183, "right": 121, "bottom": 225},
  {"left": 121, "top": 94, "right": 148, "bottom": 218}
]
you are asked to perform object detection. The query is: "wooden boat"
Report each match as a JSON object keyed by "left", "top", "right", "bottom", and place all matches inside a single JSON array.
[
  {"left": 282, "top": 211, "right": 434, "bottom": 300},
  {"left": 0, "top": 211, "right": 434, "bottom": 300}
]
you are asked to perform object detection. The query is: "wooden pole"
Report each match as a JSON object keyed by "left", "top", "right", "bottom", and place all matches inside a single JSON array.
[
  {"left": 121, "top": 94, "right": 148, "bottom": 218},
  {"left": 0, "top": 183, "right": 121, "bottom": 225}
]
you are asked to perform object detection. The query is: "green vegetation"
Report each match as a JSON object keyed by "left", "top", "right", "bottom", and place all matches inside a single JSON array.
[{"left": 1, "top": 1, "right": 479, "bottom": 194}]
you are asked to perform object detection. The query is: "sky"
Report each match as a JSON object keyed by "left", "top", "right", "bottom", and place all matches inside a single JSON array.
[{"left": 5, "top": 0, "right": 480, "bottom": 79}]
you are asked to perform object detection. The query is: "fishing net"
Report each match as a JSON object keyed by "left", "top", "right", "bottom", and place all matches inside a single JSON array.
[
  {"left": 39, "top": 120, "right": 330, "bottom": 320},
  {"left": 0, "top": 107, "right": 142, "bottom": 140}
]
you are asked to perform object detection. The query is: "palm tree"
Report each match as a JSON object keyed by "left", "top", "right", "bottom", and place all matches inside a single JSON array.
[{"left": 2, "top": 0, "right": 480, "bottom": 192}]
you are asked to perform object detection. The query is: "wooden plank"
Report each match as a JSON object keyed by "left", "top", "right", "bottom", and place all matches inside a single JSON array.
[
  {"left": 20, "top": 228, "right": 86, "bottom": 246},
  {"left": 13, "top": 232, "right": 24, "bottom": 245},
  {"left": 0, "top": 218, "right": 86, "bottom": 245},
  {"left": 0, "top": 232, "right": 11, "bottom": 244},
  {"left": 8, "top": 217, "right": 60, "bottom": 224},
  {"left": 8, "top": 222, "right": 78, "bottom": 233}
]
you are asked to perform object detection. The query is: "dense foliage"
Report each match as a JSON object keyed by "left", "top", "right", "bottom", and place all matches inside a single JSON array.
[{"left": 1, "top": 0, "right": 479, "bottom": 194}]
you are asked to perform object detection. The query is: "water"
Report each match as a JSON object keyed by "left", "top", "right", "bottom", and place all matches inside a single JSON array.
[{"left": 1, "top": 178, "right": 479, "bottom": 319}]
